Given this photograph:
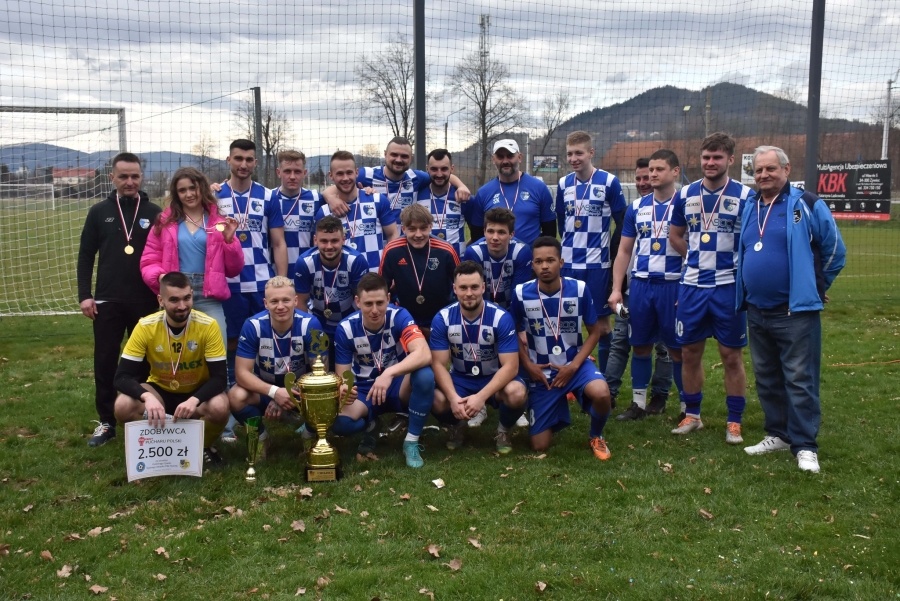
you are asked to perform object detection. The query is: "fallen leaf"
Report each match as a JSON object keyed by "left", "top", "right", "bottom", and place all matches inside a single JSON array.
[
  {"left": 262, "top": 525, "right": 272, "bottom": 531},
  {"left": 40, "top": 550, "right": 53, "bottom": 561},
  {"left": 89, "top": 585, "right": 108, "bottom": 594},
  {"left": 419, "top": 588, "right": 435, "bottom": 601},
  {"left": 468, "top": 538, "right": 482, "bottom": 549},
  {"left": 64, "top": 533, "right": 84, "bottom": 541},
  {"left": 852, "top": 534, "right": 871, "bottom": 539},
  {"left": 560, "top": 511, "right": 574, "bottom": 517},
  {"left": 0, "top": 544, "right": 9, "bottom": 556},
  {"left": 426, "top": 505, "right": 439, "bottom": 512},
  {"left": 154, "top": 547, "right": 169, "bottom": 559},
  {"left": 84, "top": 574, "right": 91, "bottom": 582},
  {"left": 535, "top": 581, "right": 548, "bottom": 592},
  {"left": 699, "top": 509, "right": 714, "bottom": 520},
  {"left": 156, "top": 573, "right": 166, "bottom": 581},
  {"left": 432, "top": 479, "right": 445, "bottom": 489},
  {"left": 616, "top": 480, "right": 626, "bottom": 491},
  {"left": 400, "top": 493, "right": 411, "bottom": 501},
  {"left": 356, "top": 453, "right": 368, "bottom": 463},
  {"left": 87, "top": 527, "right": 102, "bottom": 537},
  {"left": 298, "top": 488, "right": 313, "bottom": 499},
  {"left": 427, "top": 544, "right": 440, "bottom": 558},
  {"left": 771, "top": 509, "right": 778, "bottom": 517},
  {"left": 354, "top": 485, "right": 363, "bottom": 492},
  {"left": 295, "top": 587, "right": 306, "bottom": 596},
  {"left": 825, "top": 515, "right": 834, "bottom": 523},
  {"left": 843, "top": 564, "right": 854, "bottom": 570},
  {"left": 23, "top": 504, "right": 34, "bottom": 513},
  {"left": 500, "top": 473, "right": 508, "bottom": 478},
  {"left": 223, "top": 506, "right": 236, "bottom": 514},
  {"left": 247, "top": 587, "right": 258, "bottom": 593},
  {"left": 316, "top": 576, "right": 330, "bottom": 588},
  {"left": 704, "top": 488, "right": 712, "bottom": 495},
  {"left": 360, "top": 511, "right": 369, "bottom": 518},
  {"left": 443, "top": 558, "right": 462, "bottom": 571},
  {"left": 277, "top": 538, "right": 288, "bottom": 543},
  {"left": 57, "top": 565, "right": 73, "bottom": 578},
  {"left": 334, "top": 505, "right": 351, "bottom": 515},
  {"left": 291, "top": 520, "right": 306, "bottom": 532}
]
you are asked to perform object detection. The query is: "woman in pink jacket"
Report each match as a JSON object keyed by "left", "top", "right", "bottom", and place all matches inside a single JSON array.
[{"left": 141, "top": 166, "right": 243, "bottom": 342}]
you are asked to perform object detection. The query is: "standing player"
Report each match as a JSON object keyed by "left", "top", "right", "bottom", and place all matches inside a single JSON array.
[
  {"left": 511, "top": 237, "right": 612, "bottom": 458},
  {"left": 228, "top": 276, "right": 325, "bottom": 449},
  {"left": 77, "top": 152, "right": 162, "bottom": 447},
  {"left": 608, "top": 150, "right": 684, "bottom": 421},
  {"left": 416, "top": 148, "right": 469, "bottom": 257},
  {"left": 274, "top": 150, "right": 321, "bottom": 267},
  {"left": 315, "top": 151, "right": 398, "bottom": 272},
  {"left": 463, "top": 208, "right": 533, "bottom": 310},
  {"left": 333, "top": 274, "right": 435, "bottom": 468},
  {"left": 380, "top": 204, "right": 459, "bottom": 337},
  {"left": 430, "top": 262, "right": 527, "bottom": 453},
  {"left": 113, "top": 272, "right": 230, "bottom": 465},
  {"left": 556, "top": 131, "right": 626, "bottom": 374},
  {"left": 468, "top": 140, "right": 556, "bottom": 246},
  {"left": 294, "top": 216, "right": 369, "bottom": 364},
  {"left": 668, "top": 132, "right": 753, "bottom": 444}
]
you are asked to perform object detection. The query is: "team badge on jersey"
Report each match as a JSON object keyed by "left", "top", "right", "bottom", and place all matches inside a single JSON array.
[
  {"left": 427, "top": 258, "right": 440, "bottom": 270},
  {"left": 724, "top": 198, "right": 737, "bottom": 212},
  {"left": 793, "top": 209, "right": 802, "bottom": 224},
  {"left": 139, "top": 218, "right": 150, "bottom": 228},
  {"left": 521, "top": 192, "right": 530, "bottom": 201},
  {"left": 482, "top": 329, "right": 493, "bottom": 343},
  {"left": 363, "top": 205, "right": 374, "bottom": 216},
  {"left": 187, "top": 340, "right": 198, "bottom": 351},
  {"left": 252, "top": 200, "right": 262, "bottom": 211},
  {"left": 564, "top": 300, "right": 576, "bottom": 314},
  {"left": 592, "top": 186, "right": 602, "bottom": 198}
]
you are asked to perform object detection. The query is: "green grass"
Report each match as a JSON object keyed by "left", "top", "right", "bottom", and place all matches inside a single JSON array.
[{"left": 1, "top": 307, "right": 899, "bottom": 600}]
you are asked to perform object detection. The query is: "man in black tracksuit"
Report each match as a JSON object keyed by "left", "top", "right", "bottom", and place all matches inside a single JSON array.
[{"left": 76, "top": 152, "right": 162, "bottom": 447}]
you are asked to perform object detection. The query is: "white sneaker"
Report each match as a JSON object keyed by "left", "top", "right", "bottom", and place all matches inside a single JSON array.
[
  {"left": 743, "top": 436, "right": 790, "bottom": 455},
  {"left": 796, "top": 450, "right": 820, "bottom": 473},
  {"left": 468, "top": 406, "right": 488, "bottom": 427},
  {"left": 671, "top": 415, "right": 704, "bottom": 435},
  {"left": 515, "top": 414, "right": 529, "bottom": 428}
]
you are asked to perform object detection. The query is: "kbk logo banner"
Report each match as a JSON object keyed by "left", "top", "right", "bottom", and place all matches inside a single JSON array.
[{"left": 817, "top": 160, "right": 891, "bottom": 221}]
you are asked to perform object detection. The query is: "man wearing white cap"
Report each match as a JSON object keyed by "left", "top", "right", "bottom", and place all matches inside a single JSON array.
[{"left": 468, "top": 140, "right": 556, "bottom": 247}]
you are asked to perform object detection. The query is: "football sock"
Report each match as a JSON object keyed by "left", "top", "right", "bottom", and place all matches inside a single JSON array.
[
  {"left": 726, "top": 396, "right": 746, "bottom": 424},
  {"left": 407, "top": 367, "right": 435, "bottom": 437},
  {"left": 498, "top": 403, "right": 524, "bottom": 430},
  {"left": 588, "top": 405, "right": 610, "bottom": 439},
  {"left": 432, "top": 407, "right": 457, "bottom": 426},
  {"left": 203, "top": 420, "right": 226, "bottom": 448},
  {"left": 332, "top": 415, "right": 366, "bottom": 436},
  {"left": 596, "top": 333, "right": 611, "bottom": 374},
  {"left": 631, "top": 354, "right": 652, "bottom": 409},
  {"left": 233, "top": 404, "right": 266, "bottom": 435},
  {"left": 672, "top": 361, "right": 686, "bottom": 413},
  {"left": 684, "top": 391, "right": 702, "bottom": 417},
  {"left": 404, "top": 432, "right": 420, "bottom": 443}
]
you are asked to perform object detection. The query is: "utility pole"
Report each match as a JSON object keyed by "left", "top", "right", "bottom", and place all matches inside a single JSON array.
[
  {"left": 881, "top": 70, "right": 899, "bottom": 160},
  {"left": 478, "top": 14, "right": 491, "bottom": 183},
  {"left": 705, "top": 87, "right": 711, "bottom": 138},
  {"left": 804, "top": 0, "right": 825, "bottom": 193},
  {"left": 413, "top": 0, "right": 426, "bottom": 169}
]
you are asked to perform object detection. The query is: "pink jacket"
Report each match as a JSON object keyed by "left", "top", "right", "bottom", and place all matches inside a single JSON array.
[{"left": 140, "top": 205, "right": 244, "bottom": 300}]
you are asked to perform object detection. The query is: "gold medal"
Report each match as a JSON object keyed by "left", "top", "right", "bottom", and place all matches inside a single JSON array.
[
  {"left": 438, "top": 232, "right": 445, "bottom": 239},
  {"left": 216, "top": 223, "right": 225, "bottom": 232},
  {"left": 239, "top": 233, "right": 248, "bottom": 242},
  {"left": 574, "top": 220, "right": 582, "bottom": 228},
  {"left": 652, "top": 242, "right": 661, "bottom": 251},
  {"left": 416, "top": 295, "right": 425, "bottom": 304},
  {"left": 701, "top": 233, "right": 711, "bottom": 243},
  {"left": 124, "top": 244, "right": 134, "bottom": 255},
  {"left": 170, "top": 380, "right": 180, "bottom": 390},
  {"left": 323, "top": 308, "right": 333, "bottom": 319}
]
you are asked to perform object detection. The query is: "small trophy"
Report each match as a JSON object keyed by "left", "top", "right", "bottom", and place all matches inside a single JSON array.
[{"left": 245, "top": 415, "right": 262, "bottom": 484}]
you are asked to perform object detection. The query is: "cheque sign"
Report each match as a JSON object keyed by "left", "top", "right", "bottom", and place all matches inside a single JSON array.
[{"left": 817, "top": 160, "right": 891, "bottom": 221}]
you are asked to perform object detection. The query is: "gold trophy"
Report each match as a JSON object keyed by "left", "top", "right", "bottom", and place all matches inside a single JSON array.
[{"left": 245, "top": 415, "right": 262, "bottom": 484}]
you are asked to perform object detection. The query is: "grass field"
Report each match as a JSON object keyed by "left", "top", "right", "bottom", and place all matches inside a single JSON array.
[{"left": 1, "top": 302, "right": 898, "bottom": 599}]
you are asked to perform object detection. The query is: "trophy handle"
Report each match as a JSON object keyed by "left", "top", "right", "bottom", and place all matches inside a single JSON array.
[
  {"left": 283, "top": 373, "right": 304, "bottom": 419},
  {"left": 340, "top": 369, "right": 355, "bottom": 411}
]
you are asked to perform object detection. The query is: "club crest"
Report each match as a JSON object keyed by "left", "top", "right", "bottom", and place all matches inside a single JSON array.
[
  {"left": 482, "top": 329, "right": 493, "bottom": 343},
  {"left": 592, "top": 186, "right": 602, "bottom": 198},
  {"left": 187, "top": 340, "right": 198, "bottom": 351},
  {"left": 251, "top": 200, "right": 262, "bottom": 212},
  {"left": 427, "top": 258, "right": 440, "bottom": 270},
  {"left": 521, "top": 192, "right": 530, "bottom": 201},
  {"left": 563, "top": 300, "right": 576, "bottom": 314},
  {"left": 363, "top": 205, "right": 374, "bottom": 216},
  {"left": 793, "top": 209, "right": 802, "bottom": 224},
  {"left": 139, "top": 218, "right": 150, "bottom": 228},
  {"left": 723, "top": 198, "right": 736, "bottom": 212}
]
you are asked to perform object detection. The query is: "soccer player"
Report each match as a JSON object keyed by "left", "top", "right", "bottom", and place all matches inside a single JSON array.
[
  {"left": 668, "top": 132, "right": 753, "bottom": 444},
  {"left": 556, "top": 131, "right": 626, "bottom": 374},
  {"left": 737, "top": 146, "right": 845, "bottom": 472},
  {"left": 77, "top": 152, "right": 162, "bottom": 447},
  {"left": 216, "top": 139, "right": 287, "bottom": 391},
  {"left": 321, "top": 137, "right": 470, "bottom": 222},
  {"left": 113, "top": 272, "right": 230, "bottom": 465},
  {"left": 463, "top": 208, "right": 533, "bottom": 310},
  {"left": 333, "top": 274, "right": 435, "bottom": 468},
  {"left": 315, "top": 151, "right": 399, "bottom": 272},
  {"left": 511, "top": 237, "right": 612, "bottom": 458},
  {"left": 430, "top": 261, "right": 527, "bottom": 453},
  {"left": 228, "top": 276, "right": 326, "bottom": 450},
  {"left": 380, "top": 204, "right": 459, "bottom": 337},
  {"left": 274, "top": 149, "right": 321, "bottom": 267},
  {"left": 416, "top": 148, "right": 470, "bottom": 257},
  {"left": 608, "top": 150, "right": 684, "bottom": 421},
  {"left": 468, "top": 139, "right": 556, "bottom": 246},
  {"left": 293, "top": 216, "right": 369, "bottom": 364}
]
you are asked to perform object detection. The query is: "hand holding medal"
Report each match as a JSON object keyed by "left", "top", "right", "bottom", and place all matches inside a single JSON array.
[{"left": 218, "top": 216, "right": 239, "bottom": 242}]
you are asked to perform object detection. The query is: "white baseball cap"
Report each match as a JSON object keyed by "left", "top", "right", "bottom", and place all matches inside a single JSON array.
[{"left": 492, "top": 139, "right": 520, "bottom": 155}]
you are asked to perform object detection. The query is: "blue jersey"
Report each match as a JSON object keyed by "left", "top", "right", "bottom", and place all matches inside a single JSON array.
[
  {"left": 275, "top": 187, "right": 321, "bottom": 267},
  {"left": 293, "top": 247, "right": 369, "bottom": 334},
  {"left": 671, "top": 179, "right": 753, "bottom": 287},
  {"left": 622, "top": 193, "right": 683, "bottom": 281},
  {"left": 556, "top": 169, "right": 625, "bottom": 270},
  {"left": 358, "top": 166, "right": 430, "bottom": 225},
  {"left": 510, "top": 277, "right": 597, "bottom": 380},
  {"left": 217, "top": 181, "right": 283, "bottom": 293},
  {"left": 463, "top": 237, "right": 533, "bottom": 309},
  {"left": 416, "top": 186, "right": 469, "bottom": 257},
  {"left": 335, "top": 306, "right": 424, "bottom": 382},
  {"left": 430, "top": 301, "right": 518, "bottom": 378},
  {"left": 236, "top": 309, "right": 323, "bottom": 386},
  {"left": 469, "top": 173, "right": 555, "bottom": 246},
  {"left": 315, "top": 191, "right": 396, "bottom": 272}
]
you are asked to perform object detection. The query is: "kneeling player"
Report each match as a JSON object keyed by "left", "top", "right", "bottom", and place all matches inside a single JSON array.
[
  {"left": 228, "top": 276, "right": 327, "bottom": 453},
  {"left": 430, "top": 261, "right": 527, "bottom": 453},
  {"left": 511, "top": 237, "right": 612, "bottom": 459},
  {"left": 333, "top": 273, "right": 435, "bottom": 468},
  {"left": 113, "top": 272, "right": 231, "bottom": 465}
]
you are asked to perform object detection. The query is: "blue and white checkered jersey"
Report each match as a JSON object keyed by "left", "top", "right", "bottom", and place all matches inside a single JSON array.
[
  {"left": 358, "top": 166, "right": 430, "bottom": 225},
  {"left": 293, "top": 247, "right": 369, "bottom": 334},
  {"left": 416, "top": 186, "right": 467, "bottom": 257},
  {"left": 315, "top": 191, "right": 396, "bottom": 273},
  {"left": 463, "top": 237, "right": 533, "bottom": 310},
  {"left": 235, "top": 309, "right": 324, "bottom": 386},
  {"left": 671, "top": 179, "right": 753, "bottom": 287},
  {"left": 335, "top": 306, "right": 421, "bottom": 382},
  {"left": 621, "top": 193, "right": 683, "bottom": 281},
  {"left": 217, "top": 181, "right": 283, "bottom": 293},
  {"left": 275, "top": 187, "right": 321, "bottom": 267},
  {"left": 430, "top": 301, "right": 518, "bottom": 378},
  {"left": 556, "top": 169, "right": 626, "bottom": 270},
  {"left": 510, "top": 277, "right": 598, "bottom": 380}
]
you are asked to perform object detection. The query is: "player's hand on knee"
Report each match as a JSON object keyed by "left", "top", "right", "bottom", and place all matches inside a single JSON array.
[
  {"left": 451, "top": 397, "right": 469, "bottom": 420},
  {"left": 549, "top": 363, "right": 577, "bottom": 389},
  {"left": 368, "top": 375, "right": 391, "bottom": 405},
  {"left": 173, "top": 398, "right": 199, "bottom": 421},
  {"left": 265, "top": 403, "right": 282, "bottom": 420}
]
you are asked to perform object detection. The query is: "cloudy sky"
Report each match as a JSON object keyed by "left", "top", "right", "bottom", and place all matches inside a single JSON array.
[{"left": 1, "top": 0, "right": 897, "bottom": 158}]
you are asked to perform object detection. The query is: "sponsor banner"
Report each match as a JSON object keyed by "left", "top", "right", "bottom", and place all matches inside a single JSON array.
[{"left": 532, "top": 155, "right": 559, "bottom": 172}]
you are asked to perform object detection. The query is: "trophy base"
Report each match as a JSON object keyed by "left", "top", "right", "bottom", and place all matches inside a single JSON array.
[{"left": 305, "top": 464, "right": 342, "bottom": 482}]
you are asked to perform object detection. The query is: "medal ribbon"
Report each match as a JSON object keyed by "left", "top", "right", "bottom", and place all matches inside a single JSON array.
[
  {"left": 115, "top": 193, "right": 141, "bottom": 246},
  {"left": 537, "top": 278, "right": 564, "bottom": 347},
  {"left": 460, "top": 303, "right": 486, "bottom": 364},
  {"left": 489, "top": 257, "right": 507, "bottom": 302},
  {"left": 164, "top": 313, "right": 191, "bottom": 385},
  {"left": 346, "top": 201, "right": 361, "bottom": 241},
  {"left": 699, "top": 179, "right": 730, "bottom": 233},
  {"left": 366, "top": 320, "right": 388, "bottom": 373},
  {"left": 183, "top": 211, "right": 207, "bottom": 231},
  {"left": 431, "top": 185, "right": 451, "bottom": 233},
  {"left": 272, "top": 322, "right": 295, "bottom": 373},
  {"left": 651, "top": 192, "right": 676, "bottom": 242},
  {"left": 284, "top": 191, "right": 303, "bottom": 224},
  {"left": 388, "top": 175, "right": 406, "bottom": 210},
  {"left": 498, "top": 176, "right": 521, "bottom": 211},
  {"left": 574, "top": 169, "right": 595, "bottom": 223},
  {"left": 407, "top": 240, "right": 432, "bottom": 299},
  {"left": 320, "top": 263, "right": 340, "bottom": 310},
  {"left": 756, "top": 196, "right": 776, "bottom": 243},
  {"left": 229, "top": 183, "right": 253, "bottom": 230}
]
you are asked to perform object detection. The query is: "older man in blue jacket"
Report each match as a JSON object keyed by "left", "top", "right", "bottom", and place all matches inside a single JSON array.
[{"left": 735, "top": 146, "right": 845, "bottom": 474}]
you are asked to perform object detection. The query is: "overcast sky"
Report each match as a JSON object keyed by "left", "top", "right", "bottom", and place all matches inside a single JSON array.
[{"left": 1, "top": 0, "right": 897, "bottom": 158}]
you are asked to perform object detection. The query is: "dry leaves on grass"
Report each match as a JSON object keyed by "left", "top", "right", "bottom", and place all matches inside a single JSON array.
[
  {"left": 432, "top": 479, "right": 445, "bottom": 488},
  {"left": 468, "top": 538, "right": 482, "bottom": 549},
  {"left": 771, "top": 509, "right": 778, "bottom": 517},
  {"left": 155, "top": 574, "right": 166, "bottom": 581},
  {"left": 154, "top": 547, "right": 169, "bottom": 559},
  {"left": 291, "top": 520, "right": 306, "bottom": 532},
  {"left": 560, "top": 511, "right": 574, "bottom": 517},
  {"left": 399, "top": 493, "right": 411, "bottom": 501},
  {"left": 426, "top": 505, "right": 439, "bottom": 512},
  {"left": 23, "top": 504, "right": 34, "bottom": 513},
  {"left": 704, "top": 488, "right": 712, "bottom": 495},
  {"left": 262, "top": 524, "right": 272, "bottom": 531},
  {"left": 298, "top": 487, "right": 313, "bottom": 499},
  {"left": 535, "top": 581, "right": 548, "bottom": 592},
  {"left": 64, "top": 533, "right": 84, "bottom": 541},
  {"left": 442, "top": 558, "right": 462, "bottom": 571},
  {"left": 426, "top": 544, "right": 440, "bottom": 558},
  {"left": 359, "top": 511, "right": 369, "bottom": 518},
  {"left": 88, "top": 585, "right": 108, "bottom": 594},
  {"left": 295, "top": 587, "right": 306, "bottom": 596},
  {"left": 616, "top": 480, "right": 626, "bottom": 491},
  {"left": 57, "top": 565, "right": 73, "bottom": 578},
  {"left": 659, "top": 461, "right": 674, "bottom": 473},
  {"left": 0, "top": 544, "right": 10, "bottom": 556},
  {"left": 40, "top": 550, "right": 53, "bottom": 561},
  {"left": 699, "top": 509, "right": 714, "bottom": 520},
  {"left": 334, "top": 505, "right": 351, "bottom": 515},
  {"left": 419, "top": 588, "right": 435, "bottom": 601}
]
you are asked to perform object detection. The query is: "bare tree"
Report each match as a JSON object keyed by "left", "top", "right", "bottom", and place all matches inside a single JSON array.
[
  {"left": 191, "top": 133, "right": 218, "bottom": 177},
  {"left": 452, "top": 51, "right": 529, "bottom": 186},
  {"left": 356, "top": 143, "right": 382, "bottom": 168},
  {"left": 532, "top": 91, "right": 571, "bottom": 172},
  {"left": 233, "top": 100, "right": 292, "bottom": 187}
]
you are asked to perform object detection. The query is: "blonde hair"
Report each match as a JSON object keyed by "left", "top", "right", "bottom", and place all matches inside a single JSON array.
[
  {"left": 566, "top": 130, "right": 592, "bottom": 148},
  {"left": 266, "top": 276, "right": 295, "bottom": 290},
  {"left": 400, "top": 203, "right": 434, "bottom": 228}
]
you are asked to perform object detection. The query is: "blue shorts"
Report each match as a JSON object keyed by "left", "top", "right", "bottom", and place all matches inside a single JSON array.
[
  {"left": 524, "top": 361, "right": 606, "bottom": 436},
  {"left": 450, "top": 372, "right": 527, "bottom": 408},
  {"left": 675, "top": 283, "right": 747, "bottom": 348},
  {"left": 355, "top": 375, "right": 405, "bottom": 423},
  {"left": 561, "top": 267, "right": 611, "bottom": 317},
  {"left": 223, "top": 290, "right": 266, "bottom": 339},
  {"left": 628, "top": 279, "right": 680, "bottom": 349}
]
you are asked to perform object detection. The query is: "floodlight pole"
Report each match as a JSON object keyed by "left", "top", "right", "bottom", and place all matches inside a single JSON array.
[
  {"left": 881, "top": 69, "right": 899, "bottom": 160},
  {"left": 804, "top": 0, "right": 826, "bottom": 192},
  {"left": 413, "top": 0, "right": 427, "bottom": 170},
  {"left": 252, "top": 87, "right": 263, "bottom": 153}
]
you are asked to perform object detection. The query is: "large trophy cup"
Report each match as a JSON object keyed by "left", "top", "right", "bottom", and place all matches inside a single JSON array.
[
  {"left": 283, "top": 331, "right": 353, "bottom": 482},
  {"left": 245, "top": 415, "right": 262, "bottom": 484}
]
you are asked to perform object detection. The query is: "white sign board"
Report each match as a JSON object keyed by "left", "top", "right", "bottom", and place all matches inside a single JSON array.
[
  {"left": 741, "top": 154, "right": 755, "bottom": 185},
  {"left": 125, "top": 419, "right": 205, "bottom": 482}
]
